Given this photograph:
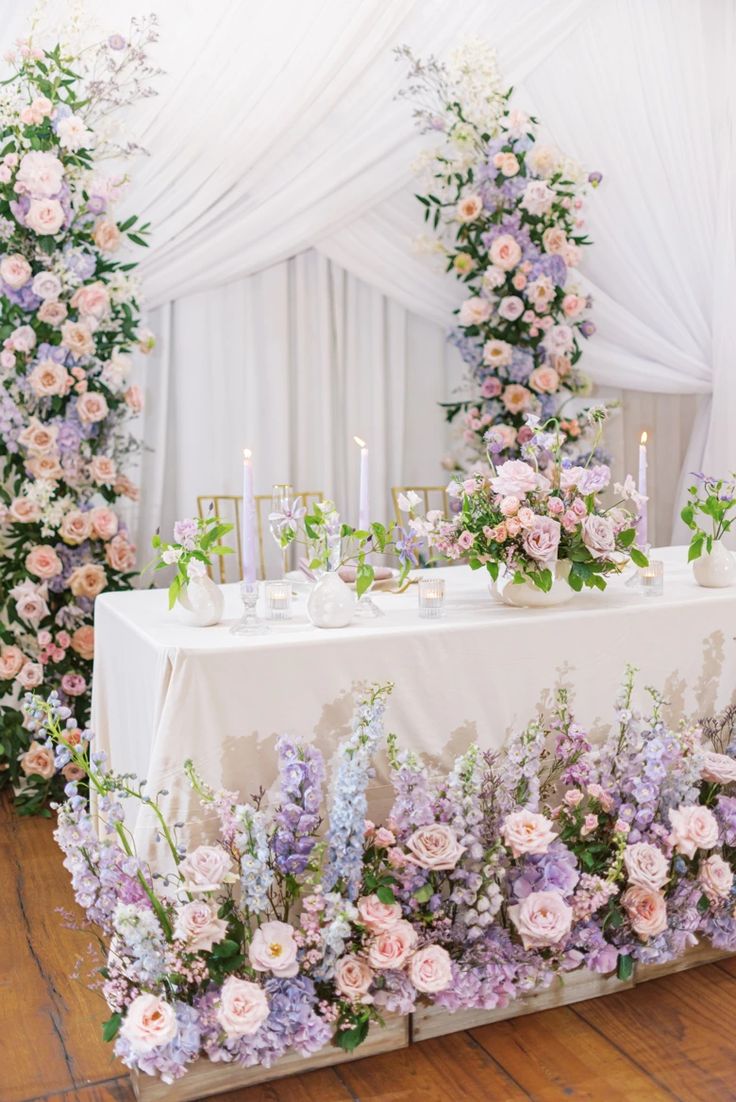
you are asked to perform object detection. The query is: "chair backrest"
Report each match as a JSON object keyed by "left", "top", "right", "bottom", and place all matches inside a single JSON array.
[
  {"left": 196, "top": 492, "right": 325, "bottom": 581},
  {"left": 391, "top": 485, "right": 450, "bottom": 526}
]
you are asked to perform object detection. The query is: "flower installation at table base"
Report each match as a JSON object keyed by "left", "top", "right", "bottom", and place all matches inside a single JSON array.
[
  {"left": 0, "top": 20, "right": 159, "bottom": 815},
  {"left": 34, "top": 669, "right": 736, "bottom": 1097}
]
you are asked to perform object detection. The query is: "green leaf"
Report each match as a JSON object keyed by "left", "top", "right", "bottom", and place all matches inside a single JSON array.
[
  {"left": 413, "top": 882, "right": 433, "bottom": 903},
  {"left": 335, "top": 1017, "right": 369, "bottom": 1052},
  {"left": 212, "top": 938, "right": 239, "bottom": 959},
  {"left": 616, "top": 953, "right": 633, "bottom": 982},
  {"left": 630, "top": 548, "right": 648, "bottom": 568},
  {"left": 687, "top": 536, "right": 704, "bottom": 562},
  {"left": 102, "top": 1012, "right": 122, "bottom": 1043},
  {"left": 355, "top": 561, "right": 375, "bottom": 599},
  {"left": 617, "top": 527, "right": 636, "bottom": 548},
  {"left": 376, "top": 885, "right": 396, "bottom": 905}
]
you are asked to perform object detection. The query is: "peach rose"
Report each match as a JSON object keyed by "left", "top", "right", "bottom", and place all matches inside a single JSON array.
[
  {"left": 621, "top": 885, "right": 667, "bottom": 940},
  {"left": 502, "top": 384, "right": 532, "bottom": 413},
  {"left": 124, "top": 384, "right": 144, "bottom": 412},
  {"left": 483, "top": 339, "right": 513, "bottom": 367},
  {"left": 406, "top": 824, "right": 465, "bottom": 870},
  {"left": 529, "top": 366, "right": 560, "bottom": 394},
  {"left": 458, "top": 296, "right": 492, "bottom": 327},
  {"left": 62, "top": 762, "right": 86, "bottom": 782},
  {"left": 623, "top": 843, "right": 669, "bottom": 892},
  {"left": 490, "top": 234, "right": 522, "bottom": 271},
  {"left": 455, "top": 194, "right": 483, "bottom": 223},
  {"left": 562, "top": 293, "right": 586, "bottom": 319},
  {"left": 76, "top": 390, "right": 109, "bottom": 423},
  {"left": 178, "top": 844, "right": 233, "bottom": 892},
  {"left": 217, "top": 976, "right": 269, "bottom": 1037},
  {"left": 248, "top": 921, "right": 299, "bottom": 978},
  {"left": 508, "top": 890, "right": 573, "bottom": 949},
  {"left": 60, "top": 509, "right": 93, "bottom": 546},
  {"left": 37, "top": 300, "right": 67, "bottom": 326},
  {"left": 367, "top": 920, "right": 417, "bottom": 970},
  {"left": 89, "top": 506, "right": 119, "bottom": 541},
  {"left": 699, "top": 853, "right": 734, "bottom": 903},
  {"left": 335, "top": 955, "right": 374, "bottom": 1001},
  {"left": 61, "top": 320, "right": 95, "bottom": 359},
  {"left": 70, "top": 625, "right": 94, "bottom": 660},
  {"left": 71, "top": 281, "right": 109, "bottom": 319},
  {"left": 16, "top": 662, "right": 43, "bottom": 690},
  {"left": 357, "top": 894, "right": 402, "bottom": 934},
  {"left": 0, "top": 253, "right": 31, "bottom": 289},
  {"left": 502, "top": 810, "right": 557, "bottom": 858},
  {"left": 28, "top": 358, "right": 70, "bottom": 398},
  {"left": 106, "top": 534, "right": 136, "bottom": 572},
  {"left": 93, "top": 219, "right": 121, "bottom": 252},
  {"left": 9, "top": 497, "right": 40, "bottom": 523},
  {"left": 0, "top": 645, "right": 26, "bottom": 679},
  {"left": 668, "top": 805, "right": 719, "bottom": 859},
  {"left": 26, "top": 198, "right": 65, "bottom": 235},
  {"left": 69, "top": 562, "right": 107, "bottom": 599},
  {"left": 407, "top": 944, "right": 452, "bottom": 993},
  {"left": 173, "top": 901, "right": 228, "bottom": 952},
  {"left": 120, "top": 994, "right": 177, "bottom": 1053},
  {"left": 90, "top": 454, "right": 117, "bottom": 485},
  {"left": 21, "top": 740, "right": 54, "bottom": 777},
  {"left": 701, "top": 751, "right": 736, "bottom": 786},
  {"left": 115, "top": 473, "right": 140, "bottom": 501},
  {"left": 18, "top": 419, "right": 58, "bottom": 454},
  {"left": 26, "top": 544, "right": 62, "bottom": 579},
  {"left": 26, "top": 454, "right": 62, "bottom": 481},
  {"left": 542, "top": 226, "right": 567, "bottom": 254},
  {"left": 495, "top": 152, "right": 519, "bottom": 177}
]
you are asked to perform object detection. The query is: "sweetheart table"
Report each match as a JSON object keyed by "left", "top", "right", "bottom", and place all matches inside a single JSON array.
[{"left": 91, "top": 545, "right": 736, "bottom": 859}]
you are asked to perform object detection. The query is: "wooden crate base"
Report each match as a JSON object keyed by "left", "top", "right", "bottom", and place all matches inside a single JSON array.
[
  {"left": 635, "top": 940, "right": 733, "bottom": 983},
  {"left": 131, "top": 1013, "right": 408, "bottom": 1102},
  {"left": 411, "top": 966, "right": 633, "bottom": 1042}
]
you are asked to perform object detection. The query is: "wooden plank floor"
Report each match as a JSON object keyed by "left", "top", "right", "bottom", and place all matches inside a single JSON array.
[{"left": 3, "top": 795, "right": 736, "bottom": 1102}]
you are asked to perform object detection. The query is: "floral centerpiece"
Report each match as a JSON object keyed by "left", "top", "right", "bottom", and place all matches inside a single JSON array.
[
  {"left": 425, "top": 414, "right": 647, "bottom": 597},
  {"left": 149, "top": 516, "right": 234, "bottom": 609},
  {"left": 398, "top": 40, "right": 605, "bottom": 475},
  {"left": 0, "top": 19, "right": 160, "bottom": 813},
  {"left": 36, "top": 666, "right": 736, "bottom": 1087}
]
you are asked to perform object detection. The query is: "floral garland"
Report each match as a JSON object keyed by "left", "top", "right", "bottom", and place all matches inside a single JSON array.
[
  {"left": 0, "top": 21, "right": 160, "bottom": 814},
  {"left": 36, "top": 672, "right": 736, "bottom": 1085},
  {"left": 398, "top": 40, "right": 602, "bottom": 475}
]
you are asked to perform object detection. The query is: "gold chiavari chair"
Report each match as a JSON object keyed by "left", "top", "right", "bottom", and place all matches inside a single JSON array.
[
  {"left": 196, "top": 491, "right": 325, "bottom": 581},
  {"left": 391, "top": 485, "right": 450, "bottom": 525}
]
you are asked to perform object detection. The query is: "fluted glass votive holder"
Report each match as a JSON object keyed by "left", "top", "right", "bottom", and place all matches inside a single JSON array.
[
  {"left": 639, "top": 559, "right": 664, "bottom": 597},
  {"left": 265, "top": 580, "right": 292, "bottom": 621},
  {"left": 418, "top": 576, "right": 445, "bottom": 619}
]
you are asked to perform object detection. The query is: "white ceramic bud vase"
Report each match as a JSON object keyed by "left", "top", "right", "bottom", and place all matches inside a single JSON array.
[
  {"left": 307, "top": 570, "right": 355, "bottom": 628},
  {"left": 491, "top": 560, "right": 575, "bottom": 609},
  {"left": 177, "top": 574, "right": 225, "bottom": 626},
  {"left": 692, "top": 540, "right": 736, "bottom": 588}
]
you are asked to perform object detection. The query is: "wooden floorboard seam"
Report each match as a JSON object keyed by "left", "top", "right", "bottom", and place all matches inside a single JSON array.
[
  {"left": 23, "top": 1075, "right": 128, "bottom": 1102},
  {"left": 463, "top": 1028, "right": 535, "bottom": 1101},
  {"left": 330, "top": 1064, "right": 362, "bottom": 1102}
]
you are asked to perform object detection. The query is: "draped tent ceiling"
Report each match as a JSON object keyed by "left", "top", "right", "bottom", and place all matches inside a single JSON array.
[{"left": 2, "top": 0, "right": 734, "bottom": 542}]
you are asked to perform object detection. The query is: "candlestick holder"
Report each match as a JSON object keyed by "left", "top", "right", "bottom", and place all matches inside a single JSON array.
[
  {"left": 230, "top": 581, "right": 270, "bottom": 635},
  {"left": 354, "top": 577, "right": 384, "bottom": 619}
]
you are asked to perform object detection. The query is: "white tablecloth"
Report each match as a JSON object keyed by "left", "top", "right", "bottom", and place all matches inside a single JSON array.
[{"left": 92, "top": 547, "right": 736, "bottom": 856}]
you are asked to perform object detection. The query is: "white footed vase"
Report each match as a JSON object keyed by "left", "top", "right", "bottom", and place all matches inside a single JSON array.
[
  {"left": 177, "top": 574, "right": 225, "bottom": 626},
  {"left": 692, "top": 540, "right": 736, "bottom": 588},
  {"left": 307, "top": 570, "right": 356, "bottom": 628},
  {"left": 491, "top": 560, "right": 575, "bottom": 609}
]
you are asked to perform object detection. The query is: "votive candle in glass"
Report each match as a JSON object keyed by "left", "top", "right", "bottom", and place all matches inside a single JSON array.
[
  {"left": 265, "top": 580, "right": 292, "bottom": 620},
  {"left": 418, "top": 576, "right": 445, "bottom": 618},
  {"left": 639, "top": 559, "right": 663, "bottom": 597}
]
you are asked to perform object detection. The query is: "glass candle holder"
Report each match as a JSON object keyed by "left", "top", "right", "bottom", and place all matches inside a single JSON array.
[
  {"left": 639, "top": 559, "right": 664, "bottom": 597},
  {"left": 418, "top": 576, "right": 445, "bottom": 619},
  {"left": 265, "top": 580, "right": 292, "bottom": 621},
  {"left": 230, "top": 581, "right": 270, "bottom": 635}
]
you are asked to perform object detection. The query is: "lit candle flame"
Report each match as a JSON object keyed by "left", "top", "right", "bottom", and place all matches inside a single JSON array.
[
  {"left": 353, "top": 435, "right": 366, "bottom": 449},
  {"left": 243, "top": 448, "right": 252, "bottom": 460},
  {"left": 640, "top": 431, "right": 647, "bottom": 445}
]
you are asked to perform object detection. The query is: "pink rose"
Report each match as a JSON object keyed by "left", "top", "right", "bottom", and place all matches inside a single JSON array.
[
  {"left": 57, "top": 631, "right": 70, "bottom": 648},
  {"left": 498, "top": 295, "right": 524, "bottom": 321},
  {"left": 60, "top": 509, "right": 93, "bottom": 546},
  {"left": 106, "top": 534, "right": 136, "bottom": 573},
  {"left": 508, "top": 890, "right": 573, "bottom": 949},
  {"left": 29, "top": 359, "right": 71, "bottom": 398},
  {"left": 502, "top": 384, "right": 532, "bottom": 414},
  {"left": 483, "top": 339, "right": 513, "bottom": 368},
  {"left": 248, "top": 920, "right": 299, "bottom": 978},
  {"left": 407, "top": 944, "right": 452, "bottom": 993},
  {"left": 26, "top": 198, "right": 65, "bottom": 235},
  {"left": 173, "top": 901, "right": 228, "bottom": 952},
  {"left": 487, "top": 423, "right": 518, "bottom": 451},
  {"left": 529, "top": 366, "right": 559, "bottom": 394},
  {"left": 480, "top": 377, "right": 502, "bottom": 400},
  {"left": 621, "top": 885, "right": 667, "bottom": 940},
  {"left": 489, "top": 234, "right": 522, "bottom": 271},
  {"left": 367, "top": 920, "right": 417, "bottom": 970},
  {"left": 178, "top": 844, "right": 233, "bottom": 892},
  {"left": 0, "top": 645, "right": 26, "bottom": 679},
  {"left": 455, "top": 195, "right": 483, "bottom": 223},
  {"left": 357, "top": 894, "right": 402, "bottom": 933},
  {"left": 15, "top": 150, "right": 64, "bottom": 197},
  {"left": 457, "top": 530, "right": 475, "bottom": 551},
  {"left": 217, "top": 977, "right": 269, "bottom": 1038},
  {"left": 542, "top": 226, "right": 567, "bottom": 254},
  {"left": 491, "top": 459, "right": 539, "bottom": 499},
  {"left": 502, "top": 810, "right": 557, "bottom": 857},
  {"left": 26, "top": 454, "right": 63, "bottom": 481},
  {"left": 668, "top": 805, "right": 719, "bottom": 858},
  {"left": 20, "top": 740, "right": 54, "bottom": 779},
  {"left": 544, "top": 324, "right": 574, "bottom": 355},
  {"left": 581, "top": 515, "right": 616, "bottom": 560},
  {"left": 26, "top": 544, "right": 62, "bottom": 579},
  {"left": 500, "top": 496, "right": 520, "bottom": 517},
  {"left": 90, "top": 506, "right": 119, "bottom": 541},
  {"left": 93, "top": 219, "right": 121, "bottom": 252},
  {"left": 9, "top": 579, "right": 49, "bottom": 627},
  {"left": 9, "top": 497, "right": 40, "bottom": 523},
  {"left": 69, "top": 562, "right": 107, "bottom": 599},
  {"left": 61, "top": 320, "right": 95, "bottom": 359},
  {"left": 124, "top": 384, "right": 144, "bottom": 412},
  {"left": 120, "top": 994, "right": 178, "bottom": 1053},
  {"left": 623, "top": 843, "right": 669, "bottom": 892},
  {"left": 76, "top": 390, "right": 109, "bottom": 423},
  {"left": 10, "top": 325, "right": 35, "bottom": 352},
  {"left": 70, "top": 625, "right": 94, "bottom": 660},
  {"left": 90, "top": 455, "right": 117, "bottom": 485},
  {"left": 71, "top": 281, "right": 110, "bottom": 319},
  {"left": 562, "top": 294, "right": 586, "bottom": 319},
  {"left": 62, "top": 762, "right": 86, "bottom": 782},
  {"left": 17, "top": 662, "right": 44, "bottom": 689},
  {"left": 520, "top": 180, "right": 555, "bottom": 216},
  {"left": 701, "top": 751, "right": 736, "bottom": 785},
  {"left": 37, "top": 300, "right": 67, "bottom": 326},
  {"left": 458, "top": 297, "right": 492, "bottom": 327},
  {"left": 563, "top": 789, "right": 584, "bottom": 808},
  {"left": 405, "top": 824, "right": 466, "bottom": 870},
  {"left": 517, "top": 506, "right": 536, "bottom": 529},
  {"left": 32, "top": 271, "right": 61, "bottom": 300},
  {"left": 335, "top": 954, "right": 374, "bottom": 1001},
  {"left": 374, "top": 827, "right": 395, "bottom": 848},
  {"left": 18, "top": 419, "right": 58, "bottom": 454},
  {"left": 0, "top": 253, "right": 31, "bottom": 289},
  {"left": 699, "top": 853, "right": 734, "bottom": 903},
  {"left": 60, "top": 672, "right": 87, "bottom": 697},
  {"left": 522, "top": 516, "right": 561, "bottom": 564}
]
